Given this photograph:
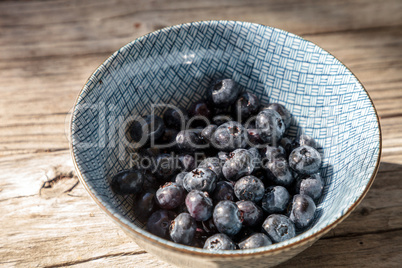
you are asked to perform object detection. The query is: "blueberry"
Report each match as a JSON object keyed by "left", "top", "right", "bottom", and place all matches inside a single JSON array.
[
  {"left": 236, "top": 200, "right": 264, "bottom": 227},
  {"left": 163, "top": 107, "right": 188, "bottom": 130},
  {"left": 134, "top": 190, "right": 156, "bottom": 221},
  {"left": 217, "top": 151, "right": 230, "bottom": 162},
  {"left": 255, "top": 109, "right": 285, "bottom": 145},
  {"left": 110, "top": 169, "right": 144, "bottom": 195},
  {"left": 208, "top": 78, "right": 241, "bottom": 108},
  {"left": 203, "top": 233, "right": 236, "bottom": 250},
  {"left": 264, "top": 157, "right": 294, "bottom": 186},
  {"left": 153, "top": 154, "right": 177, "bottom": 181},
  {"left": 188, "top": 101, "right": 212, "bottom": 127},
  {"left": 289, "top": 145, "right": 322, "bottom": 175},
  {"left": 155, "top": 182, "right": 185, "bottom": 210},
  {"left": 135, "top": 147, "right": 159, "bottom": 171},
  {"left": 264, "top": 145, "right": 286, "bottom": 162},
  {"left": 299, "top": 134, "right": 317, "bottom": 148},
  {"left": 127, "top": 115, "right": 165, "bottom": 146},
  {"left": 212, "top": 181, "right": 235, "bottom": 203},
  {"left": 238, "top": 233, "right": 272, "bottom": 249},
  {"left": 211, "top": 121, "right": 248, "bottom": 151},
  {"left": 147, "top": 210, "right": 176, "bottom": 239},
  {"left": 222, "top": 149, "right": 255, "bottom": 181},
  {"left": 189, "top": 100, "right": 212, "bottom": 119},
  {"left": 296, "top": 173, "right": 323, "bottom": 201},
  {"left": 289, "top": 194, "right": 317, "bottom": 230},
  {"left": 262, "top": 214, "right": 296, "bottom": 243},
  {"left": 266, "top": 103, "right": 292, "bottom": 129},
  {"left": 185, "top": 190, "right": 213, "bottom": 221},
  {"left": 246, "top": 128, "right": 264, "bottom": 147},
  {"left": 212, "top": 115, "right": 233, "bottom": 126},
  {"left": 169, "top": 212, "right": 197, "bottom": 245},
  {"left": 261, "top": 186, "right": 290, "bottom": 214},
  {"left": 142, "top": 172, "right": 159, "bottom": 191},
  {"left": 183, "top": 168, "right": 217, "bottom": 193},
  {"left": 176, "top": 130, "right": 205, "bottom": 152},
  {"left": 213, "top": 200, "right": 243, "bottom": 236},
  {"left": 198, "top": 157, "right": 223, "bottom": 179},
  {"left": 233, "top": 92, "right": 260, "bottom": 121},
  {"left": 173, "top": 172, "right": 188, "bottom": 187},
  {"left": 178, "top": 154, "right": 196, "bottom": 171},
  {"left": 158, "top": 128, "right": 179, "bottom": 145},
  {"left": 248, "top": 147, "right": 262, "bottom": 170},
  {"left": 201, "top": 124, "right": 218, "bottom": 142},
  {"left": 234, "top": 176, "right": 265, "bottom": 203},
  {"left": 279, "top": 137, "right": 293, "bottom": 157}
]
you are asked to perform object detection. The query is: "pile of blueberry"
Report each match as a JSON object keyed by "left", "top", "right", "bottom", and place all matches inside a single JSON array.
[{"left": 111, "top": 78, "right": 323, "bottom": 250}]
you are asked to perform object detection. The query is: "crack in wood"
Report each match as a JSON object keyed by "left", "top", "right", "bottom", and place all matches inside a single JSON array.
[
  {"left": 43, "top": 250, "right": 147, "bottom": 268},
  {"left": 0, "top": 194, "right": 37, "bottom": 203},
  {"left": 323, "top": 227, "right": 402, "bottom": 240},
  {"left": 380, "top": 113, "right": 402, "bottom": 119},
  {"left": 301, "top": 23, "right": 402, "bottom": 36}
]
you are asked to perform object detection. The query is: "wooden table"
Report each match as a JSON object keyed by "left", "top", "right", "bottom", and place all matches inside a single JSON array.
[{"left": 1, "top": 1, "right": 401, "bottom": 267}]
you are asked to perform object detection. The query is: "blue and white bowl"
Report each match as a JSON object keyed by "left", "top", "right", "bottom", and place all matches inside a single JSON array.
[{"left": 71, "top": 21, "right": 381, "bottom": 267}]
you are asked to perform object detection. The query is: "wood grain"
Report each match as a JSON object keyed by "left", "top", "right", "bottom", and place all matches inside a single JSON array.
[
  {"left": 1, "top": 2, "right": 401, "bottom": 156},
  {"left": 1, "top": 154, "right": 401, "bottom": 267},
  {"left": 1, "top": 0, "right": 401, "bottom": 267}
]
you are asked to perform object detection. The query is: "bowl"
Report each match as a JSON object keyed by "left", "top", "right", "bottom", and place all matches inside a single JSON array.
[{"left": 70, "top": 21, "right": 381, "bottom": 267}]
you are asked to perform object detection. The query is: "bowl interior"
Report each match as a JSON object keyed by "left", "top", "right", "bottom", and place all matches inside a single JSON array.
[{"left": 71, "top": 21, "right": 380, "bottom": 253}]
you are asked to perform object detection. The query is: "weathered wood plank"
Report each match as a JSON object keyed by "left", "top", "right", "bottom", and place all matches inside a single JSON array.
[
  {"left": 279, "top": 229, "right": 402, "bottom": 267},
  {"left": 1, "top": 0, "right": 401, "bottom": 33},
  {"left": 1, "top": 26, "right": 401, "bottom": 155},
  {"left": 0, "top": 151, "right": 400, "bottom": 267},
  {"left": 1, "top": 0, "right": 402, "bottom": 62},
  {"left": 323, "top": 162, "right": 402, "bottom": 238},
  {"left": 1, "top": 0, "right": 401, "bottom": 267},
  {"left": 0, "top": 152, "right": 141, "bottom": 267}
]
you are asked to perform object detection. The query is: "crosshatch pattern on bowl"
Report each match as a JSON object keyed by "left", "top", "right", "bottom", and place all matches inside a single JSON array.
[{"left": 71, "top": 21, "right": 380, "bottom": 253}]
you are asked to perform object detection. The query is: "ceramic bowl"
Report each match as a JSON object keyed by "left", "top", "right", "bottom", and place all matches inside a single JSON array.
[{"left": 70, "top": 21, "right": 381, "bottom": 267}]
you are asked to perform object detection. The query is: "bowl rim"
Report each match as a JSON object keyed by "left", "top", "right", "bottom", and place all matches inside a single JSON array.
[{"left": 70, "top": 20, "right": 382, "bottom": 257}]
